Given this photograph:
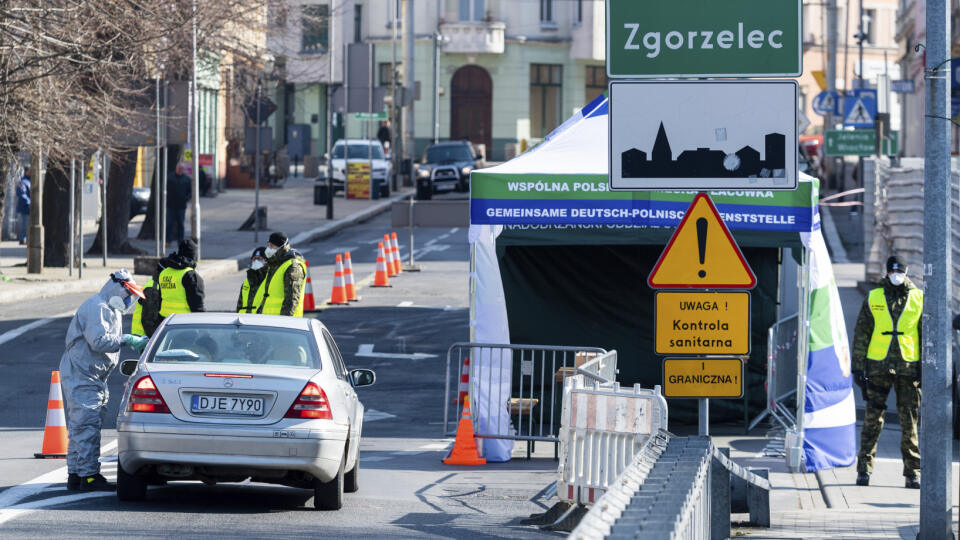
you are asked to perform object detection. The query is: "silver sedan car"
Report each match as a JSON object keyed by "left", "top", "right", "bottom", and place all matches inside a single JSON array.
[{"left": 115, "top": 313, "right": 374, "bottom": 510}]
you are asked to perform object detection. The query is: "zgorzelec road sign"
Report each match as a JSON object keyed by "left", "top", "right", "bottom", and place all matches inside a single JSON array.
[
  {"left": 662, "top": 358, "right": 744, "bottom": 398},
  {"left": 824, "top": 130, "right": 899, "bottom": 156},
  {"left": 655, "top": 291, "right": 750, "bottom": 355},
  {"left": 606, "top": 0, "right": 802, "bottom": 78},
  {"left": 610, "top": 81, "right": 798, "bottom": 191}
]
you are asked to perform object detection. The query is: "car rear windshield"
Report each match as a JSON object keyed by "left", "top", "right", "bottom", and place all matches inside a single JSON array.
[
  {"left": 423, "top": 145, "right": 473, "bottom": 164},
  {"left": 150, "top": 326, "right": 320, "bottom": 368},
  {"left": 333, "top": 143, "right": 384, "bottom": 160}
]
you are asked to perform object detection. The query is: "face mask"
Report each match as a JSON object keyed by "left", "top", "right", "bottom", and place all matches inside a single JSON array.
[
  {"left": 889, "top": 272, "right": 906, "bottom": 286},
  {"left": 250, "top": 260, "right": 265, "bottom": 270},
  {"left": 264, "top": 247, "right": 277, "bottom": 258}
]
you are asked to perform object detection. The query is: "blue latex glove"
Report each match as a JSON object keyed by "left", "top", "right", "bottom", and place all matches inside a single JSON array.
[{"left": 122, "top": 334, "right": 148, "bottom": 353}]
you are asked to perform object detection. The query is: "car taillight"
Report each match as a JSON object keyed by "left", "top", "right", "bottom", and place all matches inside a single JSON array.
[
  {"left": 127, "top": 376, "right": 170, "bottom": 414},
  {"left": 284, "top": 382, "right": 332, "bottom": 420}
]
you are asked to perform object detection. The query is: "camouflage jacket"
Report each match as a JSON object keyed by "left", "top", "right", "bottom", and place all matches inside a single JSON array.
[
  {"left": 851, "top": 276, "right": 922, "bottom": 379},
  {"left": 262, "top": 246, "right": 305, "bottom": 316}
]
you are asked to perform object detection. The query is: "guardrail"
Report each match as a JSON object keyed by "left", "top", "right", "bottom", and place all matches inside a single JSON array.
[
  {"left": 443, "top": 343, "right": 607, "bottom": 458},
  {"left": 576, "top": 350, "right": 618, "bottom": 384},
  {"left": 570, "top": 437, "right": 771, "bottom": 539},
  {"left": 749, "top": 313, "right": 799, "bottom": 432}
]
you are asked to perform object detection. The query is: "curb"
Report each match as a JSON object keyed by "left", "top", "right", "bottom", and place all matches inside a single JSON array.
[
  {"left": 814, "top": 468, "right": 849, "bottom": 509},
  {"left": 0, "top": 191, "right": 411, "bottom": 305}
]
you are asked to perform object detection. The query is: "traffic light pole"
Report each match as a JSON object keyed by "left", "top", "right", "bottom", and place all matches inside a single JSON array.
[{"left": 920, "top": 0, "right": 953, "bottom": 537}]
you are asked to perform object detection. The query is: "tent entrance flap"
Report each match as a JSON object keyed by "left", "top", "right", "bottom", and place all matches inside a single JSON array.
[{"left": 496, "top": 242, "right": 781, "bottom": 424}]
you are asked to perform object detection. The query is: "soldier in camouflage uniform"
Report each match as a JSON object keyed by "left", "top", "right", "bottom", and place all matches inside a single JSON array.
[{"left": 851, "top": 256, "right": 923, "bottom": 489}]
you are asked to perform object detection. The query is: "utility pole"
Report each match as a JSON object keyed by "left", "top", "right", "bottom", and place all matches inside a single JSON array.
[
  {"left": 326, "top": 3, "right": 336, "bottom": 220},
  {"left": 825, "top": 0, "right": 838, "bottom": 187},
  {"left": 190, "top": 0, "right": 201, "bottom": 257},
  {"left": 920, "top": 0, "right": 953, "bottom": 536},
  {"left": 391, "top": 0, "right": 399, "bottom": 191},
  {"left": 855, "top": 0, "right": 865, "bottom": 189},
  {"left": 27, "top": 147, "right": 43, "bottom": 274},
  {"left": 403, "top": 0, "right": 415, "bottom": 184}
]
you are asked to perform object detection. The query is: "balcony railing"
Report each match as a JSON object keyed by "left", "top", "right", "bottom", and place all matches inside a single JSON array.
[{"left": 439, "top": 21, "right": 506, "bottom": 54}]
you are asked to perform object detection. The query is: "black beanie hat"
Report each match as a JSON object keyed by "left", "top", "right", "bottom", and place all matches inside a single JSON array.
[
  {"left": 251, "top": 246, "right": 266, "bottom": 259},
  {"left": 886, "top": 256, "right": 905, "bottom": 273},
  {"left": 178, "top": 239, "right": 198, "bottom": 260},
  {"left": 268, "top": 232, "right": 288, "bottom": 248}
]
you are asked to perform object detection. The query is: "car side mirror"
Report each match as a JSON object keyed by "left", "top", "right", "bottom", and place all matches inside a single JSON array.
[
  {"left": 120, "top": 359, "right": 140, "bottom": 377},
  {"left": 350, "top": 369, "right": 376, "bottom": 388}
]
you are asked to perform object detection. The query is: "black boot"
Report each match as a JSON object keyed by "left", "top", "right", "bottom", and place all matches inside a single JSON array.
[
  {"left": 78, "top": 473, "right": 116, "bottom": 491},
  {"left": 905, "top": 475, "right": 921, "bottom": 489},
  {"left": 66, "top": 473, "right": 80, "bottom": 491},
  {"left": 856, "top": 473, "right": 870, "bottom": 486}
]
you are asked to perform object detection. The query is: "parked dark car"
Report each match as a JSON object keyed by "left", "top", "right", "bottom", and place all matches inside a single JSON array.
[
  {"left": 130, "top": 187, "right": 150, "bottom": 219},
  {"left": 414, "top": 141, "right": 483, "bottom": 199}
]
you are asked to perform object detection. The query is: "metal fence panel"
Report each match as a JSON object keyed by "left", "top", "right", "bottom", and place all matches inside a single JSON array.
[{"left": 749, "top": 313, "right": 799, "bottom": 431}]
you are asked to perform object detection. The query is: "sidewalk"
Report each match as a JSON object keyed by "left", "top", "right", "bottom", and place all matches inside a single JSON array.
[{"left": 0, "top": 176, "right": 412, "bottom": 305}]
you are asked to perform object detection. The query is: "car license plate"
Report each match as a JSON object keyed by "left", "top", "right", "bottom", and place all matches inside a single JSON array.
[
  {"left": 436, "top": 182, "right": 455, "bottom": 191},
  {"left": 191, "top": 395, "right": 264, "bottom": 416}
]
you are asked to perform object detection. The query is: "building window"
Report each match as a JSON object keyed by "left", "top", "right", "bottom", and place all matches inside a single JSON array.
[
  {"left": 459, "top": 0, "right": 485, "bottom": 21},
  {"left": 354, "top": 4, "right": 363, "bottom": 44},
  {"left": 300, "top": 4, "right": 329, "bottom": 54},
  {"left": 540, "top": 0, "right": 554, "bottom": 23},
  {"left": 862, "top": 9, "right": 876, "bottom": 45},
  {"left": 585, "top": 65, "right": 607, "bottom": 104},
  {"left": 530, "top": 64, "right": 562, "bottom": 138}
]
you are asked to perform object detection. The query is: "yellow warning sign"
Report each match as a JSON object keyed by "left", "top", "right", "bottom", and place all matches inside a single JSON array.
[
  {"left": 663, "top": 358, "right": 743, "bottom": 398},
  {"left": 647, "top": 193, "right": 756, "bottom": 289},
  {"left": 655, "top": 291, "right": 750, "bottom": 355}
]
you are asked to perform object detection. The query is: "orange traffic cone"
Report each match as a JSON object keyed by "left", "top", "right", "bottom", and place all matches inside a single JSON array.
[
  {"left": 302, "top": 260, "right": 317, "bottom": 311},
  {"left": 443, "top": 396, "right": 486, "bottom": 465},
  {"left": 344, "top": 251, "right": 359, "bottom": 302},
  {"left": 372, "top": 242, "right": 392, "bottom": 287},
  {"left": 391, "top": 232, "right": 403, "bottom": 275},
  {"left": 384, "top": 234, "right": 398, "bottom": 277},
  {"left": 329, "top": 255, "right": 349, "bottom": 305},
  {"left": 34, "top": 371, "right": 68, "bottom": 459},
  {"left": 454, "top": 356, "right": 470, "bottom": 405}
]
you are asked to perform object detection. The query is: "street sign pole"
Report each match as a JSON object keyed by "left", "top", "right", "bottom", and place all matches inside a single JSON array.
[
  {"left": 700, "top": 399, "right": 709, "bottom": 436},
  {"left": 920, "top": 0, "right": 952, "bottom": 535}
]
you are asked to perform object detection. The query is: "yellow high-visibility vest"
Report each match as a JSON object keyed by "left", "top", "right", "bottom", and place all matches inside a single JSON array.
[
  {"left": 866, "top": 287, "right": 923, "bottom": 362},
  {"left": 130, "top": 279, "right": 153, "bottom": 335},
  {"left": 158, "top": 267, "right": 192, "bottom": 317},
  {"left": 252, "top": 258, "right": 306, "bottom": 317},
  {"left": 238, "top": 276, "right": 257, "bottom": 313}
]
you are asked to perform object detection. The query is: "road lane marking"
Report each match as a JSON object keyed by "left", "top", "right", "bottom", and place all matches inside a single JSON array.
[
  {"left": 364, "top": 409, "right": 398, "bottom": 422},
  {"left": 0, "top": 439, "right": 118, "bottom": 525},
  {"left": 449, "top": 228, "right": 459, "bottom": 234},
  {"left": 355, "top": 344, "right": 437, "bottom": 360},
  {"left": 418, "top": 443, "right": 452, "bottom": 450},
  {"left": 0, "top": 310, "right": 75, "bottom": 347},
  {"left": 324, "top": 246, "right": 359, "bottom": 255}
]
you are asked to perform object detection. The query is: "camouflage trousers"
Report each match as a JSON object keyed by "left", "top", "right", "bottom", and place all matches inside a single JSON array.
[{"left": 856, "top": 370, "right": 921, "bottom": 477}]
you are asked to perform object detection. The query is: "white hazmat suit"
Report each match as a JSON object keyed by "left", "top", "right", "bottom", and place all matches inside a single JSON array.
[{"left": 59, "top": 273, "right": 143, "bottom": 479}]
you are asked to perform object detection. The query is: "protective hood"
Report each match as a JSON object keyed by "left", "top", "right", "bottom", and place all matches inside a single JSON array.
[
  {"left": 163, "top": 252, "right": 197, "bottom": 270},
  {"left": 98, "top": 277, "right": 131, "bottom": 301}
]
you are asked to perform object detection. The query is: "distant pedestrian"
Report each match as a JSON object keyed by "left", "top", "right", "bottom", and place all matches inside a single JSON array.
[
  {"left": 15, "top": 166, "right": 30, "bottom": 245},
  {"left": 852, "top": 255, "right": 923, "bottom": 489},
  {"left": 167, "top": 163, "right": 192, "bottom": 245},
  {"left": 377, "top": 120, "right": 391, "bottom": 148}
]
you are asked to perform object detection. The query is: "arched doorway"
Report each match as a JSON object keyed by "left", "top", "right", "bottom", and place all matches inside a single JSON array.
[{"left": 450, "top": 65, "right": 492, "bottom": 159}]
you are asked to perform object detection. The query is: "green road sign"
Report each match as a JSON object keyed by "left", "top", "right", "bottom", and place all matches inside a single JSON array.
[
  {"left": 353, "top": 112, "right": 387, "bottom": 121},
  {"left": 824, "top": 130, "right": 899, "bottom": 156},
  {"left": 606, "top": 0, "right": 802, "bottom": 78}
]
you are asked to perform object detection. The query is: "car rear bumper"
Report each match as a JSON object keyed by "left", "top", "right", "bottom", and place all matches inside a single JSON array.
[{"left": 118, "top": 422, "right": 348, "bottom": 482}]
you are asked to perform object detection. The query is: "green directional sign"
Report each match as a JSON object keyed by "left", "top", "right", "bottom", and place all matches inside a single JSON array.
[
  {"left": 606, "top": 0, "right": 802, "bottom": 78},
  {"left": 824, "top": 130, "right": 899, "bottom": 156},
  {"left": 353, "top": 112, "right": 387, "bottom": 121}
]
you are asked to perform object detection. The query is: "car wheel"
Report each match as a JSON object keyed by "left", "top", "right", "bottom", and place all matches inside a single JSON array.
[
  {"left": 117, "top": 463, "right": 147, "bottom": 501},
  {"left": 314, "top": 451, "right": 345, "bottom": 510},
  {"left": 344, "top": 448, "right": 359, "bottom": 493}
]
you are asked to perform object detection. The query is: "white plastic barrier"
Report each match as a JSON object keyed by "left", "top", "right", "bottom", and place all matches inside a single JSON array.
[{"left": 557, "top": 376, "right": 668, "bottom": 505}]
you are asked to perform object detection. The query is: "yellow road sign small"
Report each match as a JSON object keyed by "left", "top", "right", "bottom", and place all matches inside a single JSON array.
[
  {"left": 655, "top": 291, "right": 750, "bottom": 355},
  {"left": 663, "top": 358, "right": 744, "bottom": 398}
]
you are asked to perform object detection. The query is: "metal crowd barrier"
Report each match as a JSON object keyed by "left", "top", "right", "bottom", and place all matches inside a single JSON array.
[
  {"left": 557, "top": 376, "right": 668, "bottom": 506},
  {"left": 749, "top": 313, "right": 799, "bottom": 431},
  {"left": 571, "top": 437, "right": 771, "bottom": 539},
  {"left": 443, "top": 343, "right": 607, "bottom": 457}
]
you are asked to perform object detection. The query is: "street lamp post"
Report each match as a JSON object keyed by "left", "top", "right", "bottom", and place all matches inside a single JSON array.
[
  {"left": 433, "top": 33, "right": 446, "bottom": 144},
  {"left": 255, "top": 79, "right": 262, "bottom": 244}
]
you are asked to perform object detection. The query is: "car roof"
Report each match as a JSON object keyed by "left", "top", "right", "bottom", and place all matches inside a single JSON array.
[{"left": 163, "top": 312, "right": 316, "bottom": 331}]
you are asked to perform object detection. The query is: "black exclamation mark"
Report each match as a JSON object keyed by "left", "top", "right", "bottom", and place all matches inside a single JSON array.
[{"left": 696, "top": 218, "right": 707, "bottom": 278}]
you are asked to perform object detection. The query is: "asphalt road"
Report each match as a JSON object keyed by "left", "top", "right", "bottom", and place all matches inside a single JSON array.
[{"left": 0, "top": 211, "right": 560, "bottom": 538}]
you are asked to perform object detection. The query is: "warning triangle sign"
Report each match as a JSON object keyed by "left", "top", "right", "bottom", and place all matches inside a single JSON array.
[
  {"left": 845, "top": 99, "right": 872, "bottom": 124},
  {"left": 648, "top": 193, "right": 756, "bottom": 289}
]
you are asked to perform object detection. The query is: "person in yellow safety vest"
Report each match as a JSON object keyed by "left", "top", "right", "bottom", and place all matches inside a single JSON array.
[
  {"left": 851, "top": 255, "right": 923, "bottom": 489},
  {"left": 237, "top": 246, "right": 268, "bottom": 313},
  {"left": 130, "top": 278, "right": 153, "bottom": 335},
  {"left": 252, "top": 232, "right": 306, "bottom": 317},
  {"left": 144, "top": 239, "right": 205, "bottom": 329}
]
